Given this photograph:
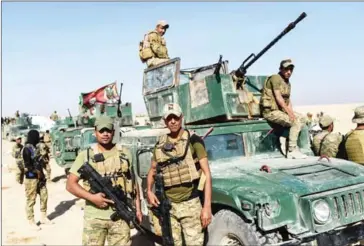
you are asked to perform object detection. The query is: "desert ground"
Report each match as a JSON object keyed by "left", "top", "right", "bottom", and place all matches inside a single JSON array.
[{"left": 1, "top": 102, "right": 363, "bottom": 245}]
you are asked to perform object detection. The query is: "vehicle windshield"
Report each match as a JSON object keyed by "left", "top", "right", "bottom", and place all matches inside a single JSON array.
[
  {"left": 203, "top": 130, "right": 281, "bottom": 162},
  {"left": 83, "top": 130, "right": 97, "bottom": 146}
]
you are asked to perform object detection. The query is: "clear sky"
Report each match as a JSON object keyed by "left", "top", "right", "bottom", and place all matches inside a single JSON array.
[{"left": 2, "top": 2, "right": 364, "bottom": 118}]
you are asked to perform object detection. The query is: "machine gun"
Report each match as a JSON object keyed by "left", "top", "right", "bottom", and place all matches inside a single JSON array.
[
  {"left": 117, "top": 83, "right": 124, "bottom": 118},
  {"left": 78, "top": 159, "right": 163, "bottom": 245},
  {"left": 233, "top": 12, "right": 307, "bottom": 90},
  {"left": 213, "top": 55, "right": 223, "bottom": 82},
  {"left": 151, "top": 164, "right": 174, "bottom": 246}
]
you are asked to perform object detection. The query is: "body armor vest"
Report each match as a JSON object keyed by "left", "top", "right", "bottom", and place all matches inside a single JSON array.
[
  {"left": 139, "top": 30, "right": 168, "bottom": 62},
  {"left": 345, "top": 130, "right": 364, "bottom": 164},
  {"left": 13, "top": 144, "right": 24, "bottom": 166},
  {"left": 21, "top": 143, "right": 39, "bottom": 179},
  {"left": 154, "top": 130, "right": 201, "bottom": 188},
  {"left": 83, "top": 144, "right": 135, "bottom": 196},
  {"left": 260, "top": 74, "right": 291, "bottom": 114}
]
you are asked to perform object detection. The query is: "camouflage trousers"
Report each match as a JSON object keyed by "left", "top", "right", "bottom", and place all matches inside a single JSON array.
[
  {"left": 263, "top": 110, "right": 304, "bottom": 151},
  {"left": 15, "top": 161, "right": 24, "bottom": 184},
  {"left": 24, "top": 178, "right": 48, "bottom": 220},
  {"left": 43, "top": 161, "right": 51, "bottom": 180},
  {"left": 82, "top": 217, "right": 131, "bottom": 246},
  {"left": 146, "top": 57, "right": 169, "bottom": 68},
  {"left": 153, "top": 197, "right": 204, "bottom": 246}
]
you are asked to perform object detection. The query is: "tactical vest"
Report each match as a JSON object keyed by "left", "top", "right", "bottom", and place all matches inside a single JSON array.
[
  {"left": 260, "top": 74, "right": 291, "bottom": 114},
  {"left": 44, "top": 134, "right": 51, "bottom": 143},
  {"left": 154, "top": 130, "right": 201, "bottom": 188},
  {"left": 139, "top": 30, "right": 168, "bottom": 62},
  {"left": 345, "top": 130, "right": 364, "bottom": 164},
  {"left": 21, "top": 143, "right": 39, "bottom": 179},
  {"left": 83, "top": 144, "right": 135, "bottom": 196}
]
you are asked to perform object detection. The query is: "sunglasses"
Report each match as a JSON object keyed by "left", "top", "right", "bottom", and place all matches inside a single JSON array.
[{"left": 98, "top": 128, "right": 113, "bottom": 134}]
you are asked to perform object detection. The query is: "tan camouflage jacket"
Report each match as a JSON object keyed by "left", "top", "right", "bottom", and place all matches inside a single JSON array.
[{"left": 312, "top": 130, "right": 344, "bottom": 157}]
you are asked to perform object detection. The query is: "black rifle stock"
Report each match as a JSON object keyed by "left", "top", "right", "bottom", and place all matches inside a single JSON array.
[
  {"left": 117, "top": 82, "right": 124, "bottom": 118},
  {"left": 234, "top": 12, "right": 307, "bottom": 84},
  {"left": 151, "top": 164, "right": 174, "bottom": 246},
  {"left": 78, "top": 161, "right": 163, "bottom": 245}
]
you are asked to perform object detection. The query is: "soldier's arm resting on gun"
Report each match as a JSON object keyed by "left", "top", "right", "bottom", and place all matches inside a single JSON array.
[
  {"left": 199, "top": 157, "right": 213, "bottom": 228},
  {"left": 146, "top": 159, "right": 160, "bottom": 207},
  {"left": 66, "top": 173, "right": 114, "bottom": 208}
]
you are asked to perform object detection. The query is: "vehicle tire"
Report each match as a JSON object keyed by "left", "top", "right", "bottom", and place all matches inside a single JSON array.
[{"left": 206, "top": 209, "right": 282, "bottom": 246}]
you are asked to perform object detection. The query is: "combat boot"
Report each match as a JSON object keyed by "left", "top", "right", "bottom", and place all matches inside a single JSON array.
[
  {"left": 28, "top": 219, "right": 41, "bottom": 231},
  {"left": 279, "top": 136, "right": 287, "bottom": 156},
  {"left": 40, "top": 212, "right": 54, "bottom": 225},
  {"left": 287, "top": 148, "right": 307, "bottom": 159}
]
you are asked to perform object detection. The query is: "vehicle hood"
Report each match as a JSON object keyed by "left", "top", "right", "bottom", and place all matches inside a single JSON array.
[{"left": 210, "top": 156, "right": 364, "bottom": 197}]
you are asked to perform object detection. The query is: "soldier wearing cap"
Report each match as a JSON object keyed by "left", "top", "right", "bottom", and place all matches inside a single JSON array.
[
  {"left": 11, "top": 135, "right": 24, "bottom": 184},
  {"left": 260, "top": 59, "right": 307, "bottom": 159},
  {"left": 312, "top": 115, "right": 344, "bottom": 158},
  {"left": 139, "top": 20, "right": 170, "bottom": 68},
  {"left": 345, "top": 105, "right": 364, "bottom": 165},
  {"left": 66, "top": 115, "right": 142, "bottom": 246},
  {"left": 146, "top": 103, "right": 212, "bottom": 246},
  {"left": 37, "top": 133, "right": 52, "bottom": 181}
]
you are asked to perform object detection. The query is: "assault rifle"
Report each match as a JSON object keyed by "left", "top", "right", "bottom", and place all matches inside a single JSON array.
[
  {"left": 233, "top": 12, "right": 307, "bottom": 90},
  {"left": 151, "top": 164, "right": 174, "bottom": 246},
  {"left": 78, "top": 160, "right": 163, "bottom": 245}
]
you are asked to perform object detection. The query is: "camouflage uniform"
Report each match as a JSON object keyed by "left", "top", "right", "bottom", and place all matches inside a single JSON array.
[
  {"left": 37, "top": 139, "right": 51, "bottom": 180},
  {"left": 50, "top": 112, "right": 59, "bottom": 121},
  {"left": 69, "top": 116, "right": 134, "bottom": 246},
  {"left": 43, "top": 132, "right": 52, "bottom": 151},
  {"left": 260, "top": 59, "right": 306, "bottom": 159},
  {"left": 22, "top": 143, "right": 51, "bottom": 229},
  {"left": 345, "top": 106, "right": 364, "bottom": 165},
  {"left": 312, "top": 115, "right": 343, "bottom": 158},
  {"left": 11, "top": 137, "right": 24, "bottom": 184},
  {"left": 151, "top": 104, "right": 206, "bottom": 246},
  {"left": 139, "top": 20, "right": 170, "bottom": 68}
]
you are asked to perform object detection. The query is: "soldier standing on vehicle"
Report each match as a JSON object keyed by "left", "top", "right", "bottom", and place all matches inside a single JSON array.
[
  {"left": 22, "top": 130, "right": 52, "bottom": 231},
  {"left": 15, "top": 110, "right": 20, "bottom": 118},
  {"left": 66, "top": 115, "right": 142, "bottom": 246},
  {"left": 345, "top": 105, "right": 364, "bottom": 165},
  {"left": 260, "top": 59, "right": 307, "bottom": 159},
  {"left": 312, "top": 115, "right": 344, "bottom": 158},
  {"left": 146, "top": 103, "right": 213, "bottom": 246},
  {"left": 38, "top": 133, "right": 52, "bottom": 182},
  {"left": 139, "top": 20, "right": 170, "bottom": 68},
  {"left": 12, "top": 136, "right": 24, "bottom": 184},
  {"left": 50, "top": 111, "right": 59, "bottom": 121}
]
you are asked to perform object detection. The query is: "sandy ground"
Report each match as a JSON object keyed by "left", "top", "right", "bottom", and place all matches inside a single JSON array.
[
  {"left": 1, "top": 102, "right": 363, "bottom": 245},
  {"left": 0, "top": 140, "right": 149, "bottom": 246}
]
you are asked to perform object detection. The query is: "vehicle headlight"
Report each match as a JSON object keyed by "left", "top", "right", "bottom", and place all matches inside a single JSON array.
[{"left": 313, "top": 200, "right": 331, "bottom": 224}]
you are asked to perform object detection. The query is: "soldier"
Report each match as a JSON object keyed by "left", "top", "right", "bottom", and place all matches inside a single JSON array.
[
  {"left": 260, "top": 59, "right": 307, "bottom": 159},
  {"left": 15, "top": 110, "right": 20, "bottom": 118},
  {"left": 345, "top": 105, "right": 364, "bottom": 165},
  {"left": 37, "top": 133, "right": 52, "bottom": 181},
  {"left": 44, "top": 130, "right": 52, "bottom": 149},
  {"left": 22, "top": 130, "right": 52, "bottom": 231},
  {"left": 312, "top": 115, "right": 344, "bottom": 158},
  {"left": 139, "top": 20, "right": 170, "bottom": 68},
  {"left": 306, "top": 112, "right": 313, "bottom": 128},
  {"left": 12, "top": 136, "right": 24, "bottom": 184},
  {"left": 66, "top": 115, "right": 142, "bottom": 246},
  {"left": 146, "top": 103, "right": 213, "bottom": 246},
  {"left": 50, "top": 111, "right": 59, "bottom": 121}
]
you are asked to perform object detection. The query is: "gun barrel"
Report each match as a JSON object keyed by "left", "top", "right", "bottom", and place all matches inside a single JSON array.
[
  {"left": 236, "top": 12, "right": 307, "bottom": 77},
  {"left": 117, "top": 82, "right": 124, "bottom": 118}
]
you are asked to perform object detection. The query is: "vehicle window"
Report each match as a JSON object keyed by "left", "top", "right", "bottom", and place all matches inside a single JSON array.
[
  {"left": 203, "top": 133, "right": 245, "bottom": 161},
  {"left": 83, "top": 131, "right": 97, "bottom": 146},
  {"left": 244, "top": 130, "right": 280, "bottom": 156},
  {"left": 143, "top": 60, "right": 178, "bottom": 94}
]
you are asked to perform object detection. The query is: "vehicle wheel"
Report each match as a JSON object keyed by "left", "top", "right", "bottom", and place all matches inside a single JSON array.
[{"left": 206, "top": 209, "right": 282, "bottom": 246}]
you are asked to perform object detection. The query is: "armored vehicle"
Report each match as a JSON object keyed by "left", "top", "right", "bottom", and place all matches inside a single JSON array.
[
  {"left": 4, "top": 113, "right": 41, "bottom": 141},
  {"left": 120, "top": 12, "right": 364, "bottom": 246}
]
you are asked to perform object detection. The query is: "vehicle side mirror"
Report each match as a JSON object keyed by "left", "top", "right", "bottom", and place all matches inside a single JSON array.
[{"left": 136, "top": 148, "right": 153, "bottom": 178}]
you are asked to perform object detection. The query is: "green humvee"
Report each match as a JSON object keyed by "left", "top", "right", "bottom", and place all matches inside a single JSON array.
[
  {"left": 4, "top": 114, "right": 41, "bottom": 141},
  {"left": 119, "top": 56, "right": 364, "bottom": 246}
]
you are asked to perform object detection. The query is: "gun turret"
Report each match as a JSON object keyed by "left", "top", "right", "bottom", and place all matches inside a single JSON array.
[{"left": 234, "top": 12, "right": 307, "bottom": 88}]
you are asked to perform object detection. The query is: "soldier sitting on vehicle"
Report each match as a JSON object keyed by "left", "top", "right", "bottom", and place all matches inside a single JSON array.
[
  {"left": 345, "top": 105, "right": 364, "bottom": 165},
  {"left": 260, "top": 59, "right": 307, "bottom": 159}
]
